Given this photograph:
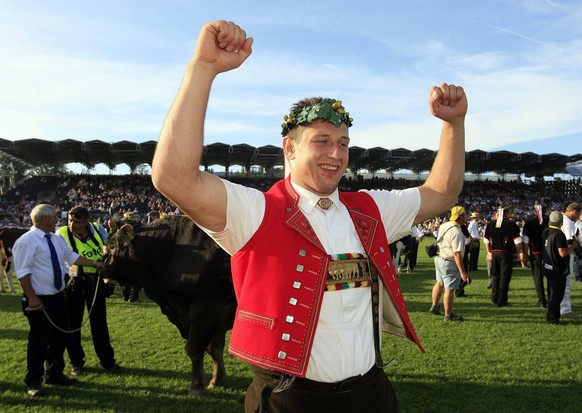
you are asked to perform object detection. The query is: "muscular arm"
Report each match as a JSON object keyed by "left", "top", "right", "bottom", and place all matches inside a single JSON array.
[
  {"left": 415, "top": 84, "right": 467, "bottom": 225},
  {"left": 453, "top": 251, "right": 469, "bottom": 282},
  {"left": 152, "top": 21, "right": 253, "bottom": 232}
]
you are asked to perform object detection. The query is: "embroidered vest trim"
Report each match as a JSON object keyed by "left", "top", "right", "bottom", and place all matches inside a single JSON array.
[{"left": 229, "top": 177, "right": 424, "bottom": 377}]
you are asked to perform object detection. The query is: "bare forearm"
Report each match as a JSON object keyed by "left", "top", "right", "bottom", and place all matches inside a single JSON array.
[
  {"left": 416, "top": 120, "right": 465, "bottom": 223},
  {"left": 19, "top": 275, "right": 37, "bottom": 300},
  {"left": 453, "top": 251, "right": 468, "bottom": 280},
  {"left": 74, "top": 256, "right": 105, "bottom": 270},
  {"left": 429, "top": 120, "right": 466, "bottom": 192},
  {"left": 152, "top": 61, "right": 216, "bottom": 199}
]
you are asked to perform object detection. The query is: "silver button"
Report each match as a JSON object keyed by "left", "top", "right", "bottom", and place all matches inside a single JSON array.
[
  {"left": 296, "top": 264, "right": 304, "bottom": 272},
  {"left": 286, "top": 315, "right": 294, "bottom": 323},
  {"left": 293, "top": 281, "right": 301, "bottom": 289},
  {"left": 282, "top": 333, "right": 291, "bottom": 341},
  {"left": 289, "top": 297, "right": 298, "bottom": 306},
  {"left": 278, "top": 351, "right": 287, "bottom": 359},
  {"left": 379, "top": 246, "right": 385, "bottom": 253},
  {"left": 298, "top": 249, "right": 307, "bottom": 256}
]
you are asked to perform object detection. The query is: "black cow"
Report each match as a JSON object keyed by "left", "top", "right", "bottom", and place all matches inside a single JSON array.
[{"left": 102, "top": 216, "right": 236, "bottom": 395}]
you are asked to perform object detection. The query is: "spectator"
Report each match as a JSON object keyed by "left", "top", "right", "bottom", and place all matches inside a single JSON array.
[
  {"left": 405, "top": 225, "right": 425, "bottom": 272},
  {"left": 484, "top": 206, "right": 524, "bottom": 307},
  {"left": 119, "top": 212, "right": 143, "bottom": 303},
  {"left": 12, "top": 204, "right": 104, "bottom": 398},
  {"left": 429, "top": 206, "right": 470, "bottom": 321},
  {"left": 147, "top": 210, "right": 161, "bottom": 223},
  {"left": 575, "top": 214, "right": 582, "bottom": 283},
  {"left": 559, "top": 203, "right": 582, "bottom": 317},
  {"left": 467, "top": 212, "right": 481, "bottom": 271},
  {"left": 542, "top": 211, "right": 578, "bottom": 324},
  {"left": 456, "top": 220, "right": 471, "bottom": 297},
  {"left": 522, "top": 204, "right": 549, "bottom": 308}
]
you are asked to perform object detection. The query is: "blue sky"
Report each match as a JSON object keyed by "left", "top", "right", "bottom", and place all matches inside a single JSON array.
[{"left": 1, "top": 0, "right": 581, "bottom": 168}]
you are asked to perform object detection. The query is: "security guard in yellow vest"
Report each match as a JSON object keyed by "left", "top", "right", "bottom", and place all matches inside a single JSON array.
[{"left": 56, "top": 206, "right": 120, "bottom": 375}]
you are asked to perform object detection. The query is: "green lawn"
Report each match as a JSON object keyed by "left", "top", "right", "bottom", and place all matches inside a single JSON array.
[{"left": 1, "top": 239, "right": 581, "bottom": 412}]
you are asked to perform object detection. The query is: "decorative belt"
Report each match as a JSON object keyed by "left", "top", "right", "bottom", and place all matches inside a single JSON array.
[{"left": 326, "top": 253, "right": 371, "bottom": 291}]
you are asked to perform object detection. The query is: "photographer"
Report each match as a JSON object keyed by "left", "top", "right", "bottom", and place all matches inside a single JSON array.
[
  {"left": 429, "top": 206, "right": 470, "bottom": 321},
  {"left": 56, "top": 206, "right": 120, "bottom": 375}
]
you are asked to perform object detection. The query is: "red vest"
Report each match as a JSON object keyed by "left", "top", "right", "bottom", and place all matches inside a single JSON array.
[{"left": 229, "top": 178, "right": 424, "bottom": 377}]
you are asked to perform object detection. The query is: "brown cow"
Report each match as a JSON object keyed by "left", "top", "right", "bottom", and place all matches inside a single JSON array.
[{"left": 0, "top": 228, "right": 28, "bottom": 293}]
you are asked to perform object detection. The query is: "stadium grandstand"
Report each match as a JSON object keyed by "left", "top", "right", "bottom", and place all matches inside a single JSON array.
[{"left": 1, "top": 138, "right": 581, "bottom": 228}]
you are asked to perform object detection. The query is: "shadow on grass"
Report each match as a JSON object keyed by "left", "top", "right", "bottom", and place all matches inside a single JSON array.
[
  {"left": 0, "top": 294, "right": 23, "bottom": 313},
  {"left": 394, "top": 374, "right": 581, "bottom": 413},
  {"left": 0, "top": 328, "right": 27, "bottom": 340},
  {"left": 0, "top": 367, "right": 251, "bottom": 413},
  {"left": 3, "top": 370, "right": 579, "bottom": 413}
]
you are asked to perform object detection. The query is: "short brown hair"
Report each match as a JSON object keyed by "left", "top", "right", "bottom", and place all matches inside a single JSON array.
[{"left": 68, "top": 206, "right": 89, "bottom": 219}]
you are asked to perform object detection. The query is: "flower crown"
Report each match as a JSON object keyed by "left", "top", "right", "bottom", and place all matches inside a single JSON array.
[{"left": 280, "top": 98, "right": 353, "bottom": 137}]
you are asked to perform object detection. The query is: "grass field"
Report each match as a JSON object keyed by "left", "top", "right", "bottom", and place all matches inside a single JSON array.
[{"left": 1, "top": 238, "right": 581, "bottom": 412}]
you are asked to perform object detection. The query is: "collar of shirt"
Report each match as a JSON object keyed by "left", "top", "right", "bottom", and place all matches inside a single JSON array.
[
  {"left": 290, "top": 181, "right": 341, "bottom": 214},
  {"left": 31, "top": 226, "right": 51, "bottom": 239}
]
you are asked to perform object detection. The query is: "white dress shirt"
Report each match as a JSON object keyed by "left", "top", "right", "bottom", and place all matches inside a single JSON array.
[{"left": 200, "top": 179, "right": 420, "bottom": 382}]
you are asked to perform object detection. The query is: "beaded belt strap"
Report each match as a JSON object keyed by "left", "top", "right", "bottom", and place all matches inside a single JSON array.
[{"left": 326, "top": 253, "right": 371, "bottom": 292}]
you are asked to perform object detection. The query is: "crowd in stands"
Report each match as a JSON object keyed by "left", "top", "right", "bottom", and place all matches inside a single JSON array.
[{"left": 1, "top": 174, "right": 581, "bottom": 230}]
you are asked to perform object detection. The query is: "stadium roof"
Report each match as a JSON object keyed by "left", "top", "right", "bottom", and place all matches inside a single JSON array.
[{"left": 1, "top": 137, "right": 581, "bottom": 177}]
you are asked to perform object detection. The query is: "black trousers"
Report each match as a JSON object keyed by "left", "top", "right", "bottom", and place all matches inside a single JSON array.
[
  {"left": 546, "top": 271, "right": 567, "bottom": 324},
  {"left": 245, "top": 364, "right": 398, "bottom": 413},
  {"left": 22, "top": 292, "right": 68, "bottom": 386},
  {"left": 529, "top": 254, "right": 547, "bottom": 306},
  {"left": 66, "top": 277, "right": 115, "bottom": 368},
  {"left": 468, "top": 242, "right": 480, "bottom": 271},
  {"left": 491, "top": 252, "right": 513, "bottom": 306}
]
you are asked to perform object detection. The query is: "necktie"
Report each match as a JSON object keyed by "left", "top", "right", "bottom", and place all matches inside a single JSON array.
[
  {"left": 45, "top": 233, "right": 63, "bottom": 290},
  {"left": 317, "top": 198, "right": 333, "bottom": 211}
]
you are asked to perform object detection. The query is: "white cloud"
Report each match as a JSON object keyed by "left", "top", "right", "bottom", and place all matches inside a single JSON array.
[{"left": 1, "top": 0, "right": 582, "bottom": 160}]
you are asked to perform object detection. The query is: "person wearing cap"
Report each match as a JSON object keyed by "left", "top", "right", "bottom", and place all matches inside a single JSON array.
[
  {"left": 429, "top": 206, "right": 470, "bottom": 321},
  {"left": 542, "top": 211, "right": 579, "bottom": 324},
  {"left": 56, "top": 206, "right": 121, "bottom": 376},
  {"left": 522, "top": 205, "right": 549, "bottom": 308},
  {"left": 484, "top": 206, "right": 524, "bottom": 307},
  {"left": 152, "top": 20, "right": 467, "bottom": 412},
  {"left": 467, "top": 212, "right": 481, "bottom": 271},
  {"left": 559, "top": 202, "right": 582, "bottom": 317}
]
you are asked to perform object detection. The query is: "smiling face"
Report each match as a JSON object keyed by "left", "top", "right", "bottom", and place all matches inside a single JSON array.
[{"left": 283, "top": 119, "right": 350, "bottom": 196}]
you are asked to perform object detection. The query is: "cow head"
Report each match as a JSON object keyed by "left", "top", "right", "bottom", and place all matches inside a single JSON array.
[{"left": 102, "top": 223, "right": 139, "bottom": 285}]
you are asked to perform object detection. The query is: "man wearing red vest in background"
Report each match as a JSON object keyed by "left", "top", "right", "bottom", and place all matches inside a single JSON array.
[{"left": 152, "top": 20, "right": 468, "bottom": 413}]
